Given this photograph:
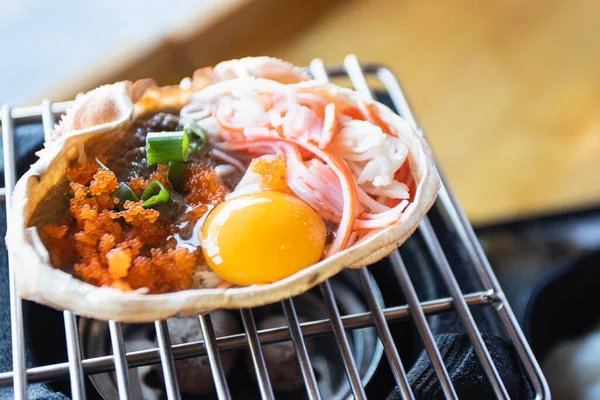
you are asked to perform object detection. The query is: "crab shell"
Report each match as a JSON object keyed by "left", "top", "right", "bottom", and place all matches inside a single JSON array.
[{"left": 5, "top": 57, "right": 440, "bottom": 322}]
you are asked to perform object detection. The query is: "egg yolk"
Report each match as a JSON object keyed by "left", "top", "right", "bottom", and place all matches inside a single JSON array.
[{"left": 200, "top": 191, "right": 326, "bottom": 286}]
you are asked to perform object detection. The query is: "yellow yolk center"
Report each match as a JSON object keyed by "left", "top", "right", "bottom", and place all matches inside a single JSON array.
[{"left": 200, "top": 191, "right": 326, "bottom": 286}]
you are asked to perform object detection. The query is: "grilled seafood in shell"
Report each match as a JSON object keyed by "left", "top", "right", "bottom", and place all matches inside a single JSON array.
[{"left": 6, "top": 57, "right": 439, "bottom": 321}]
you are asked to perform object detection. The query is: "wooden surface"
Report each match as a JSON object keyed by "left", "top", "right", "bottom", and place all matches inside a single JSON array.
[{"left": 44, "top": 0, "right": 600, "bottom": 224}]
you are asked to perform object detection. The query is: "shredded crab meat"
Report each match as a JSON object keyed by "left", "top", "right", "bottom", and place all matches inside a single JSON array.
[
  {"left": 329, "top": 119, "right": 408, "bottom": 191},
  {"left": 210, "top": 148, "right": 247, "bottom": 172},
  {"left": 185, "top": 78, "right": 415, "bottom": 254}
]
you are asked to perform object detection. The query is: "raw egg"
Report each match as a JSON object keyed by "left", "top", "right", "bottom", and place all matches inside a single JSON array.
[{"left": 200, "top": 191, "right": 326, "bottom": 286}]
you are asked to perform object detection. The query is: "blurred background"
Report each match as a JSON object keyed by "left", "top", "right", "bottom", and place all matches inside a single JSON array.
[
  {"left": 3, "top": 0, "right": 600, "bottom": 225},
  {"left": 2, "top": 0, "right": 600, "bottom": 397}
]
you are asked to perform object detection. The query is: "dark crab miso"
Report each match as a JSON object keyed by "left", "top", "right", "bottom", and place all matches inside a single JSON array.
[{"left": 38, "top": 112, "right": 239, "bottom": 293}]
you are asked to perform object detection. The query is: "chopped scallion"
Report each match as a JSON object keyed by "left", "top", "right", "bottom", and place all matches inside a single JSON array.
[
  {"left": 168, "top": 161, "right": 185, "bottom": 190},
  {"left": 117, "top": 182, "right": 139, "bottom": 204},
  {"left": 184, "top": 120, "right": 207, "bottom": 152},
  {"left": 141, "top": 180, "right": 170, "bottom": 208},
  {"left": 63, "top": 192, "right": 74, "bottom": 206},
  {"left": 146, "top": 131, "right": 189, "bottom": 165},
  {"left": 92, "top": 158, "right": 140, "bottom": 206}
]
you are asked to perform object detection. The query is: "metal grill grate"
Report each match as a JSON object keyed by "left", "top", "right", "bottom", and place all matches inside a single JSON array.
[{"left": 0, "top": 56, "right": 549, "bottom": 399}]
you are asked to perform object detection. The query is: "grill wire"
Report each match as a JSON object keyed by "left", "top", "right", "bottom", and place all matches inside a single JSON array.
[{"left": 0, "top": 56, "right": 550, "bottom": 399}]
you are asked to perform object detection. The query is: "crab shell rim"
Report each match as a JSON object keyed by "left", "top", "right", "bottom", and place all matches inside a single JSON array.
[{"left": 5, "top": 77, "right": 440, "bottom": 323}]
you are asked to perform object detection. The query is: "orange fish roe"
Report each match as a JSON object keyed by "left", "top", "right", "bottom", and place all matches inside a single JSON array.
[
  {"left": 98, "top": 233, "right": 118, "bottom": 262},
  {"left": 186, "top": 204, "right": 209, "bottom": 223},
  {"left": 107, "top": 248, "right": 132, "bottom": 279},
  {"left": 121, "top": 201, "right": 159, "bottom": 225},
  {"left": 74, "top": 254, "right": 113, "bottom": 287},
  {"left": 184, "top": 164, "right": 227, "bottom": 205},
  {"left": 127, "top": 247, "right": 200, "bottom": 293},
  {"left": 180, "top": 164, "right": 227, "bottom": 234},
  {"left": 127, "top": 163, "right": 172, "bottom": 197},
  {"left": 42, "top": 162, "right": 202, "bottom": 293},
  {"left": 77, "top": 238, "right": 145, "bottom": 288},
  {"left": 128, "top": 177, "right": 147, "bottom": 197},
  {"left": 43, "top": 224, "right": 68, "bottom": 239},
  {"left": 121, "top": 201, "right": 169, "bottom": 248},
  {"left": 68, "top": 156, "right": 108, "bottom": 184},
  {"left": 149, "top": 163, "right": 172, "bottom": 190},
  {"left": 74, "top": 211, "right": 122, "bottom": 261},
  {"left": 89, "top": 169, "right": 120, "bottom": 210},
  {"left": 106, "top": 239, "right": 143, "bottom": 279},
  {"left": 250, "top": 156, "right": 290, "bottom": 193},
  {"left": 69, "top": 183, "right": 99, "bottom": 224},
  {"left": 40, "top": 223, "right": 77, "bottom": 266}
]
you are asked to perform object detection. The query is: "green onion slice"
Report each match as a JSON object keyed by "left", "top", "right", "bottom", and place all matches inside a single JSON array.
[
  {"left": 63, "top": 192, "right": 74, "bottom": 206},
  {"left": 95, "top": 158, "right": 110, "bottom": 171},
  {"left": 146, "top": 131, "right": 189, "bottom": 165},
  {"left": 183, "top": 120, "right": 207, "bottom": 152},
  {"left": 93, "top": 158, "right": 140, "bottom": 206},
  {"left": 117, "top": 182, "right": 139, "bottom": 205},
  {"left": 168, "top": 161, "right": 185, "bottom": 189},
  {"left": 141, "top": 180, "right": 170, "bottom": 208}
]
